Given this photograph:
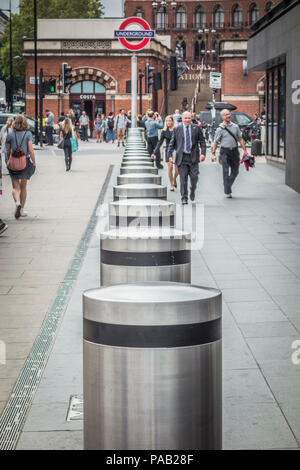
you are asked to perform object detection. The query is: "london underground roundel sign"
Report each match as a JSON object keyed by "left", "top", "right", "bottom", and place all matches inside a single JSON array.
[{"left": 114, "top": 17, "right": 155, "bottom": 51}]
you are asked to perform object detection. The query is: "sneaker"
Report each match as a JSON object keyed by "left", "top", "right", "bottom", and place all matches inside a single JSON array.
[
  {"left": 15, "top": 203, "right": 21, "bottom": 219},
  {"left": 20, "top": 208, "right": 28, "bottom": 217},
  {"left": 181, "top": 198, "right": 188, "bottom": 205},
  {"left": 0, "top": 220, "right": 8, "bottom": 235},
  {"left": 225, "top": 193, "right": 232, "bottom": 198}
]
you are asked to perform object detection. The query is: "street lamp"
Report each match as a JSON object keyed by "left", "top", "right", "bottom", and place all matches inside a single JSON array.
[
  {"left": 2, "top": 0, "right": 12, "bottom": 112},
  {"left": 198, "top": 27, "right": 217, "bottom": 66}
]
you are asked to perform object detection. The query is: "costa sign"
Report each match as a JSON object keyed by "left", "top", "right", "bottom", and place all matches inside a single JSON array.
[{"left": 114, "top": 17, "right": 155, "bottom": 51}]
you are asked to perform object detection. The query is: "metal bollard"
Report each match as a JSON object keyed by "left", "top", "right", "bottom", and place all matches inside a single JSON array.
[
  {"left": 109, "top": 198, "right": 176, "bottom": 228},
  {"left": 117, "top": 173, "right": 162, "bottom": 185},
  {"left": 100, "top": 227, "right": 191, "bottom": 285},
  {"left": 83, "top": 282, "right": 222, "bottom": 450},
  {"left": 122, "top": 157, "right": 152, "bottom": 163},
  {"left": 113, "top": 183, "right": 167, "bottom": 201},
  {"left": 120, "top": 166, "right": 158, "bottom": 175},
  {"left": 121, "top": 161, "right": 154, "bottom": 168}
]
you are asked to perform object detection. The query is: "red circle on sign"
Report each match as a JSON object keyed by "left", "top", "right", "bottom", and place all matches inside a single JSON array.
[{"left": 118, "top": 17, "right": 152, "bottom": 51}]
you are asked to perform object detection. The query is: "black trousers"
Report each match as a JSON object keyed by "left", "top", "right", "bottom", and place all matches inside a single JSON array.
[
  {"left": 178, "top": 154, "right": 199, "bottom": 200},
  {"left": 220, "top": 147, "right": 240, "bottom": 194},
  {"left": 81, "top": 125, "right": 88, "bottom": 141},
  {"left": 147, "top": 136, "right": 160, "bottom": 167},
  {"left": 63, "top": 142, "right": 72, "bottom": 169},
  {"left": 46, "top": 126, "right": 53, "bottom": 145}
]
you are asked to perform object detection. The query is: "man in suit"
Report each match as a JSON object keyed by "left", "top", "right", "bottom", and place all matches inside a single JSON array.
[{"left": 168, "top": 111, "right": 206, "bottom": 204}]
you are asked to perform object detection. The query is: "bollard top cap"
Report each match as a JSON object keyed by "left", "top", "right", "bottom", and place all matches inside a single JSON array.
[{"left": 83, "top": 282, "right": 222, "bottom": 326}]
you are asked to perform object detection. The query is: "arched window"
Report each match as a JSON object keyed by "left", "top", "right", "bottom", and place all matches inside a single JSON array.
[
  {"left": 265, "top": 2, "right": 273, "bottom": 12},
  {"left": 200, "top": 40, "right": 205, "bottom": 56},
  {"left": 195, "top": 6, "right": 206, "bottom": 28},
  {"left": 214, "top": 6, "right": 224, "bottom": 28},
  {"left": 232, "top": 5, "right": 242, "bottom": 27},
  {"left": 194, "top": 41, "right": 200, "bottom": 59},
  {"left": 176, "top": 40, "right": 186, "bottom": 58},
  {"left": 156, "top": 6, "right": 167, "bottom": 29},
  {"left": 212, "top": 40, "right": 219, "bottom": 62},
  {"left": 135, "top": 7, "right": 143, "bottom": 18},
  {"left": 249, "top": 4, "right": 259, "bottom": 25},
  {"left": 176, "top": 6, "right": 186, "bottom": 28},
  {"left": 70, "top": 81, "right": 106, "bottom": 94}
]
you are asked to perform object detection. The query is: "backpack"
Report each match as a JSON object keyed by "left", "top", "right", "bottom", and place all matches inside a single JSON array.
[
  {"left": 107, "top": 117, "right": 114, "bottom": 129},
  {"left": 7, "top": 131, "right": 27, "bottom": 172}
]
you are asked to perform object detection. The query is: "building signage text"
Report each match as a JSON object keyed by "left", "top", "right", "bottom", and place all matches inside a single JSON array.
[
  {"left": 80, "top": 94, "right": 96, "bottom": 100},
  {"left": 62, "top": 40, "right": 111, "bottom": 50}
]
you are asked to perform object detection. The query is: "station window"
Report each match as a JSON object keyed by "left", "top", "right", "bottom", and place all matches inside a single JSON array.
[{"left": 266, "top": 65, "right": 286, "bottom": 159}]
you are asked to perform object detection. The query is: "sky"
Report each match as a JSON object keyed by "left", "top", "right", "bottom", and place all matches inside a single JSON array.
[
  {"left": 102, "top": 0, "right": 123, "bottom": 17},
  {"left": 0, "top": 0, "right": 123, "bottom": 16}
]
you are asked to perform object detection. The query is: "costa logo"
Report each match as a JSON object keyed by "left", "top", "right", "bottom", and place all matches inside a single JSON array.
[{"left": 114, "top": 17, "right": 155, "bottom": 51}]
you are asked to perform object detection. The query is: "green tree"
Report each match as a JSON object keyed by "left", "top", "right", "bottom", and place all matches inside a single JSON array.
[{"left": 0, "top": 0, "right": 104, "bottom": 91}]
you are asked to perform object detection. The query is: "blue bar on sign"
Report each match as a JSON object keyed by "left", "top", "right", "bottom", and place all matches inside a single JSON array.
[{"left": 114, "top": 30, "right": 155, "bottom": 38}]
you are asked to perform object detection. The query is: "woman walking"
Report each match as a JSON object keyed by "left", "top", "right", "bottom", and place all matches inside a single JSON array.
[
  {"left": 1, "top": 117, "right": 14, "bottom": 174},
  {"left": 94, "top": 113, "right": 102, "bottom": 142},
  {"left": 6, "top": 115, "right": 36, "bottom": 219},
  {"left": 0, "top": 118, "right": 13, "bottom": 233},
  {"left": 105, "top": 112, "right": 115, "bottom": 143},
  {"left": 100, "top": 113, "right": 106, "bottom": 142},
  {"left": 152, "top": 115, "right": 178, "bottom": 191},
  {"left": 60, "top": 117, "right": 77, "bottom": 171}
]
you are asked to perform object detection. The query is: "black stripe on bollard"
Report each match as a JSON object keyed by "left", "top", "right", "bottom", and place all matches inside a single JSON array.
[
  {"left": 101, "top": 249, "right": 191, "bottom": 266},
  {"left": 109, "top": 215, "right": 175, "bottom": 227},
  {"left": 83, "top": 317, "right": 222, "bottom": 348}
]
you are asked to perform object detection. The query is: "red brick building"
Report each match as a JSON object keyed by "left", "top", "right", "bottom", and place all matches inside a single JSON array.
[
  {"left": 124, "top": 0, "right": 279, "bottom": 115},
  {"left": 23, "top": 19, "right": 171, "bottom": 124}
]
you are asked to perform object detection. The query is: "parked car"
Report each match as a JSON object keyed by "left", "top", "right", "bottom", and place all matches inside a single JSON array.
[
  {"left": 0, "top": 112, "right": 48, "bottom": 142},
  {"left": 199, "top": 110, "right": 255, "bottom": 129}
]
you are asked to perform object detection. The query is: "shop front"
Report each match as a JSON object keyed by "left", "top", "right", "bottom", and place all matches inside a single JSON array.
[
  {"left": 248, "top": 0, "right": 300, "bottom": 194},
  {"left": 69, "top": 80, "right": 106, "bottom": 132}
]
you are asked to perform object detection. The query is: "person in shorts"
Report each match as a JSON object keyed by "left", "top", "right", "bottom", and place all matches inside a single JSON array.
[
  {"left": 6, "top": 114, "right": 36, "bottom": 219},
  {"left": 114, "top": 109, "right": 127, "bottom": 147}
]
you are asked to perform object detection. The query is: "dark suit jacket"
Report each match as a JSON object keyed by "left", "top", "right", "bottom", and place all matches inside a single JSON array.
[{"left": 167, "top": 123, "right": 206, "bottom": 166}]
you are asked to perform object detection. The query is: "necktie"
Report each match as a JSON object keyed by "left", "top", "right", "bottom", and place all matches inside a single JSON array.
[{"left": 185, "top": 126, "right": 191, "bottom": 153}]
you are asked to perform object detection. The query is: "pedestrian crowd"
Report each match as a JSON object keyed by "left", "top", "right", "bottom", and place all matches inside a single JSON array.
[{"left": 0, "top": 105, "right": 255, "bottom": 236}]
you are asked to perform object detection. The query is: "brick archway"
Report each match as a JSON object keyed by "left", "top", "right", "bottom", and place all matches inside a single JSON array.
[{"left": 70, "top": 67, "right": 117, "bottom": 92}]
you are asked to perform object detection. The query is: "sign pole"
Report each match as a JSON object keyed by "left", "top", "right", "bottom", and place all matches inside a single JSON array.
[{"left": 131, "top": 53, "right": 137, "bottom": 128}]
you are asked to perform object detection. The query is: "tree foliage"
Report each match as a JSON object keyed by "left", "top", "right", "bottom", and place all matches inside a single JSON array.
[{"left": 0, "top": 0, "right": 104, "bottom": 89}]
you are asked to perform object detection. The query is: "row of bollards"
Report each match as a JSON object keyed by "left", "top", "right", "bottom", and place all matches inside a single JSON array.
[{"left": 83, "top": 127, "right": 222, "bottom": 450}]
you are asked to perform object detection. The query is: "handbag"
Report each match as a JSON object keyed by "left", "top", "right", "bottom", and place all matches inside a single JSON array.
[
  {"left": 57, "top": 139, "right": 65, "bottom": 149},
  {"left": 70, "top": 136, "right": 78, "bottom": 152}
]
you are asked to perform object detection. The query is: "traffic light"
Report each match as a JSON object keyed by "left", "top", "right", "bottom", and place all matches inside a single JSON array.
[
  {"left": 62, "top": 62, "right": 72, "bottom": 93},
  {"left": 41, "top": 79, "right": 56, "bottom": 95},
  {"left": 49, "top": 78, "right": 56, "bottom": 93},
  {"left": 145, "top": 63, "right": 155, "bottom": 94},
  {"left": 170, "top": 54, "right": 178, "bottom": 91},
  {"left": 153, "top": 72, "right": 162, "bottom": 90}
]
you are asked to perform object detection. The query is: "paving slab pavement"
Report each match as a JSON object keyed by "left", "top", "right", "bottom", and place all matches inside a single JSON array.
[
  {"left": 0, "top": 141, "right": 122, "bottom": 415},
  {"left": 1, "top": 147, "right": 300, "bottom": 449}
]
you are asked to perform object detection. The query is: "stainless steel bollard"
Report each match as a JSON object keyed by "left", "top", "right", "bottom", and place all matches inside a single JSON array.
[
  {"left": 117, "top": 173, "right": 162, "bottom": 185},
  {"left": 83, "top": 282, "right": 222, "bottom": 450},
  {"left": 122, "top": 157, "right": 152, "bottom": 163},
  {"left": 113, "top": 184, "right": 167, "bottom": 201},
  {"left": 109, "top": 198, "right": 176, "bottom": 228},
  {"left": 100, "top": 227, "right": 191, "bottom": 285},
  {"left": 121, "top": 161, "right": 154, "bottom": 168},
  {"left": 120, "top": 166, "right": 158, "bottom": 175}
]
